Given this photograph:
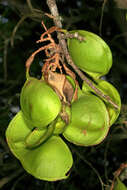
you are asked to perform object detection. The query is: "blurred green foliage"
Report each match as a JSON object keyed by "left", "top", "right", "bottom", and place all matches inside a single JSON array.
[{"left": 0, "top": 0, "right": 127, "bottom": 189}]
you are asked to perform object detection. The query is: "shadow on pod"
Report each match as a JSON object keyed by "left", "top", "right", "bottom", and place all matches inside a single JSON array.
[
  {"left": 63, "top": 93, "right": 110, "bottom": 146},
  {"left": 67, "top": 30, "right": 112, "bottom": 79},
  {"left": 6, "top": 111, "right": 73, "bottom": 181},
  {"left": 20, "top": 77, "right": 61, "bottom": 129}
]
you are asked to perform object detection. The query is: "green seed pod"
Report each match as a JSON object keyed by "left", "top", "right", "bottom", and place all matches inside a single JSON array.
[
  {"left": 25, "top": 119, "right": 56, "bottom": 149},
  {"left": 23, "top": 135, "right": 73, "bottom": 181},
  {"left": 82, "top": 79, "right": 121, "bottom": 126},
  {"left": 53, "top": 116, "right": 66, "bottom": 135},
  {"left": 63, "top": 93, "right": 109, "bottom": 146},
  {"left": 20, "top": 77, "right": 61, "bottom": 129},
  {"left": 6, "top": 111, "right": 54, "bottom": 156},
  {"left": 67, "top": 30, "right": 112, "bottom": 78},
  {"left": 6, "top": 111, "right": 32, "bottom": 159},
  {"left": 6, "top": 111, "right": 73, "bottom": 181},
  {"left": 53, "top": 105, "right": 71, "bottom": 135}
]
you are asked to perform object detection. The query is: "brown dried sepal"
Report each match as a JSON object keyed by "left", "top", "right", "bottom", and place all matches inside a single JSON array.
[
  {"left": 60, "top": 108, "right": 70, "bottom": 125},
  {"left": 47, "top": 71, "right": 74, "bottom": 104},
  {"left": 63, "top": 64, "right": 78, "bottom": 102}
]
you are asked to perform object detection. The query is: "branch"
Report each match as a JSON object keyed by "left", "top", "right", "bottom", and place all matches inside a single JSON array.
[
  {"left": 3, "top": 39, "right": 9, "bottom": 81},
  {"left": 99, "top": 0, "right": 108, "bottom": 36},
  {"left": 71, "top": 145, "right": 105, "bottom": 190},
  {"left": 110, "top": 163, "right": 127, "bottom": 190},
  {"left": 46, "top": 0, "right": 119, "bottom": 109}
]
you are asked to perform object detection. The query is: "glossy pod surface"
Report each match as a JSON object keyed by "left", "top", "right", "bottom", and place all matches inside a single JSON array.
[
  {"left": 20, "top": 77, "right": 61, "bottom": 129},
  {"left": 67, "top": 30, "right": 112, "bottom": 78},
  {"left": 63, "top": 93, "right": 110, "bottom": 146},
  {"left": 82, "top": 79, "right": 121, "bottom": 126},
  {"left": 6, "top": 111, "right": 73, "bottom": 181}
]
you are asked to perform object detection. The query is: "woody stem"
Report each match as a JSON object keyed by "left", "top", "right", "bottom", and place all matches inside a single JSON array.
[{"left": 46, "top": 0, "right": 119, "bottom": 109}]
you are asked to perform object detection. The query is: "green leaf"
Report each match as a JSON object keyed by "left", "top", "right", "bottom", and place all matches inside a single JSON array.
[
  {"left": 67, "top": 30, "right": 112, "bottom": 79},
  {"left": 114, "top": 178, "right": 127, "bottom": 190},
  {"left": 82, "top": 78, "right": 121, "bottom": 126},
  {"left": 63, "top": 93, "right": 109, "bottom": 146},
  {"left": 6, "top": 111, "right": 73, "bottom": 181}
]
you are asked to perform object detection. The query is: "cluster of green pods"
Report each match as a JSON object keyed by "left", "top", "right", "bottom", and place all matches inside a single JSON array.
[{"left": 6, "top": 30, "right": 121, "bottom": 181}]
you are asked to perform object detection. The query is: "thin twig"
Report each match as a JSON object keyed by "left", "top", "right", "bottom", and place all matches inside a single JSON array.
[
  {"left": 11, "top": 11, "right": 44, "bottom": 46},
  {"left": 11, "top": 173, "right": 27, "bottom": 190},
  {"left": 99, "top": 0, "right": 108, "bottom": 36},
  {"left": 26, "top": 0, "right": 34, "bottom": 11},
  {"left": 26, "top": 0, "right": 43, "bottom": 14},
  {"left": 11, "top": 15, "right": 28, "bottom": 46},
  {"left": 46, "top": 0, "right": 119, "bottom": 109},
  {"left": 3, "top": 39, "right": 9, "bottom": 81},
  {"left": 104, "top": 135, "right": 111, "bottom": 184},
  {"left": 110, "top": 163, "right": 127, "bottom": 190},
  {"left": 71, "top": 146, "right": 105, "bottom": 190}
]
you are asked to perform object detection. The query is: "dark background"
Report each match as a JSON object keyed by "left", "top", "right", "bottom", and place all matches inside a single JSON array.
[{"left": 0, "top": 0, "right": 127, "bottom": 189}]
